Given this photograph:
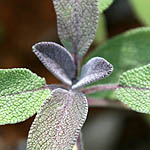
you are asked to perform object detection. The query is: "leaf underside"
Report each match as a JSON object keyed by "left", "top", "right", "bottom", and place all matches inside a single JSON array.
[
  {"left": 27, "top": 88, "right": 88, "bottom": 150},
  {"left": 0, "top": 68, "right": 51, "bottom": 125},
  {"left": 85, "top": 27, "right": 150, "bottom": 99},
  {"left": 116, "top": 64, "right": 150, "bottom": 114},
  {"left": 52, "top": 0, "right": 99, "bottom": 56},
  {"left": 72, "top": 57, "right": 113, "bottom": 89},
  {"left": 33, "top": 42, "right": 75, "bottom": 86}
]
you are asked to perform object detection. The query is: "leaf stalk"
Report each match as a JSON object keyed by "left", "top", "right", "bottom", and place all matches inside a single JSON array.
[{"left": 82, "top": 84, "right": 119, "bottom": 95}]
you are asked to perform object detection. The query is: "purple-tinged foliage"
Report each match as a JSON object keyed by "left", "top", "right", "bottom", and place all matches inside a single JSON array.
[
  {"left": 14, "top": 1, "right": 114, "bottom": 149},
  {"left": 27, "top": 88, "right": 88, "bottom": 150},
  {"left": 52, "top": 0, "right": 99, "bottom": 56},
  {"left": 72, "top": 57, "right": 113, "bottom": 89},
  {"left": 1, "top": 1, "right": 149, "bottom": 150},
  {"left": 33, "top": 42, "right": 113, "bottom": 90},
  {"left": 27, "top": 19, "right": 113, "bottom": 149},
  {"left": 27, "top": 42, "right": 113, "bottom": 149},
  {"left": 33, "top": 42, "right": 75, "bottom": 86}
]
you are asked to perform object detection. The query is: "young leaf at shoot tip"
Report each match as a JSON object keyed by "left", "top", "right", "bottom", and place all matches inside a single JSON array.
[
  {"left": 72, "top": 57, "right": 113, "bottom": 89},
  {"left": 32, "top": 42, "right": 76, "bottom": 86}
]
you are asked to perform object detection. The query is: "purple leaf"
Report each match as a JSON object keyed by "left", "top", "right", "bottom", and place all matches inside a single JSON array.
[
  {"left": 33, "top": 42, "right": 75, "bottom": 85},
  {"left": 52, "top": 0, "right": 99, "bottom": 56},
  {"left": 27, "top": 88, "right": 88, "bottom": 150},
  {"left": 72, "top": 57, "right": 113, "bottom": 89}
]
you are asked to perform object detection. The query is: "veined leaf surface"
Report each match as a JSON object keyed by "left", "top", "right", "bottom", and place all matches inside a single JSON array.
[
  {"left": 33, "top": 42, "right": 75, "bottom": 86},
  {"left": 116, "top": 64, "right": 150, "bottom": 114},
  {"left": 27, "top": 88, "right": 88, "bottom": 150},
  {"left": 52, "top": 0, "right": 99, "bottom": 56},
  {"left": 0, "top": 68, "right": 51, "bottom": 125},
  {"left": 85, "top": 27, "right": 150, "bottom": 99},
  {"left": 72, "top": 57, "right": 113, "bottom": 89}
]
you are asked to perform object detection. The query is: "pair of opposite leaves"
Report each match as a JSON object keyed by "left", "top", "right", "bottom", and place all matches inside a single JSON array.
[{"left": 27, "top": 42, "right": 113, "bottom": 150}]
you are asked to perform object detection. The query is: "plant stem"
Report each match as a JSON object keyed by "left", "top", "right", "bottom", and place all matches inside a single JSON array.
[
  {"left": 74, "top": 50, "right": 78, "bottom": 78},
  {"left": 73, "top": 43, "right": 80, "bottom": 80},
  {"left": 82, "top": 84, "right": 119, "bottom": 95}
]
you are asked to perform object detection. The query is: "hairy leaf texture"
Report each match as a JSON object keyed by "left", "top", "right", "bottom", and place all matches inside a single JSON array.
[
  {"left": 27, "top": 88, "right": 88, "bottom": 150},
  {"left": 0, "top": 68, "right": 51, "bottom": 125},
  {"left": 52, "top": 0, "right": 99, "bottom": 56},
  {"left": 116, "top": 64, "right": 150, "bottom": 114},
  {"left": 33, "top": 42, "right": 75, "bottom": 86},
  {"left": 72, "top": 57, "right": 113, "bottom": 89},
  {"left": 85, "top": 27, "right": 150, "bottom": 99}
]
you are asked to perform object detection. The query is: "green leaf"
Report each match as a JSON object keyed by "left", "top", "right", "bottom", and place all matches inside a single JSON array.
[
  {"left": 129, "top": 0, "right": 150, "bottom": 26},
  {"left": 85, "top": 27, "right": 150, "bottom": 99},
  {"left": 116, "top": 64, "right": 150, "bottom": 114},
  {"left": 27, "top": 88, "right": 88, "bottom": 150},
  {"left": 98, "top": 0, "right": 114, "bottom": 13},
  {"left": 0, "top": 68, "right": 51, "bottom": 125},
  {"left": 52, "top": 0, "right": 99, "bottom": 56},
  {"left": 94, "top": 14, "right": 107, "bottom": 45}
]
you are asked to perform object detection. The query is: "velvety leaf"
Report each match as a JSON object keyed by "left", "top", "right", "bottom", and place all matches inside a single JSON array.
[
  {"left": 33, "top": 42, "right": 75, "bottom": 86},
  {"left": 85, "top": 27, "right": 150, "bottom": 99},
  {"left": 0, "top": 68, "right": 51, "bottom": 125},
  {"left": 72, "top": 57, "right": 113, "bottom": 89},
  {"left": 52, "top": 0, "right": 99, "bottom": 56},
  {"left": 98, "top": 0, "right": 114, "bottom": 13},
  {"left": 116, "top": 64, "right": 150, "bottom": 114},
  {"left": 129, "top": 0, "right": 150, "bottom": 26},
  {"left": 27, "top": 88, "right": 88, "bottom": 150}
]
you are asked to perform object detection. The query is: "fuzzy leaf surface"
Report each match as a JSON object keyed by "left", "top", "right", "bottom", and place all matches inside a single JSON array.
[
  {"left": 33, "top": 42, "right": 75, "bottom": 86},
  {"left": 98, "top": 0, "right": 114, "bottom": 13},
  {"left": 27, "top": 88, "right": 88, "bottom": 150},
  {"left": 72, "top": 57, "right": 113, "bottom": 89},
  {"left": 116, "top": 64, "right": 150, "bottom": 114},
  {"left": 0, "top": 68, "right": 51, "bottom": 125},
  {"left": 129, "top": 0, "right": 150, "bottom": 26},
  {"left": 52, "top": 0, "right": 99, "bottom": 56},
  {"left": 85, "top": 27, "right": 150, "bottom": 99}
]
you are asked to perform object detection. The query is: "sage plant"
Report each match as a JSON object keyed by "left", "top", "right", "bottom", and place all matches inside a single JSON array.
[
  {"left": 1, "top": 0, "right": 150, "bottom": 150},
  {"left": 26, "top": 0, "right": 113, "bottom": 149}
]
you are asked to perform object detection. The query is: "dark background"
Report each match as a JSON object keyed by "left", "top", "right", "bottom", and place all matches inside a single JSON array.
[{"left": 0, "top": 0, "right": 150, "bottom": 150}]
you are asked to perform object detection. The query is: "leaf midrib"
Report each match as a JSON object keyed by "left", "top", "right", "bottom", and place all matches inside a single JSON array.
[
  {"left": 0, "top": 86, "right": 49, "bottom": 98},
  {"left": 119, "top": 85, "right": 150, "bottom": 91}
]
